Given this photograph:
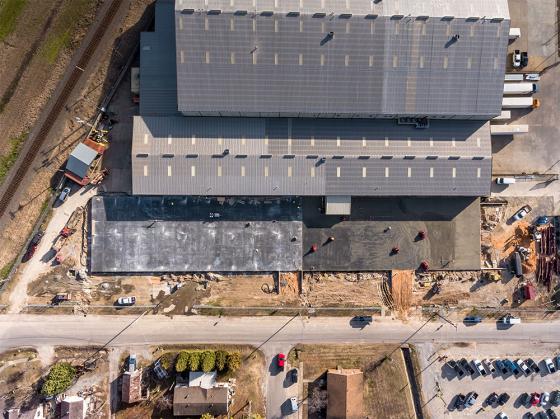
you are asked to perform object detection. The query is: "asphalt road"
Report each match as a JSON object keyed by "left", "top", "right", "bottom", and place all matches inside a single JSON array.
[{"left": 2, "top": 314, "right": 560, "bottom": 418}]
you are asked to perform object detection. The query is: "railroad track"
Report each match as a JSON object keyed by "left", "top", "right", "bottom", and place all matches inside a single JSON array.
[{"left": 0, "top": 0, "right": 124, "bottom": 218}]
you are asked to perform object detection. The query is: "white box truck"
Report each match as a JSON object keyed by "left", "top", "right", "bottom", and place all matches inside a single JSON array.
[
  {"left": 509, "top": 27, "right": 521, "bottom": 40},
  {"left": 502, "top": 97, "right": 540, "bottom": 109},
  {"left": 505, "top": 74, "right": 524, "bottom": 81},
  {"left": 503, "top": 83, "right": 538, "bottom": 95},
  {"left": 490, "top": 124, "right": 529, "bottom": 135}
]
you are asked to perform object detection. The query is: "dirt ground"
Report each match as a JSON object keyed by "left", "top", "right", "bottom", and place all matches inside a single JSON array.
[
  {"left": 0, "top": 346, "right": 109, "bottom": 417},
  {"left": 0, "top": 0, "right": 154, "bottom": 282},
  {"left": 289, "top": 344, "right": 416, "bottom": 419},
  {"left": 391, "top": 270, "right": 414, "bottom": 315},
  {"left": 116, "top": 345, "right": 266, "bottom": 419}
]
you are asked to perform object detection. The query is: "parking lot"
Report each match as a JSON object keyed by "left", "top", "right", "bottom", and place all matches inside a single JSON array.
[{"left": 417, "top": 342, "right": 560, "bottom": 418}]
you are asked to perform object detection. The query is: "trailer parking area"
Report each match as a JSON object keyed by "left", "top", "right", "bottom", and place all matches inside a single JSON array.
[{"left": 417, "top": 342, "right": 560, "bottom": 419}]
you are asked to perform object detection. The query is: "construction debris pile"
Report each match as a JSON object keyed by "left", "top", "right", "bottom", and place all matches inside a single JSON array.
[{"left": 536, "top": 224, "right": 559, "bottom": 289}]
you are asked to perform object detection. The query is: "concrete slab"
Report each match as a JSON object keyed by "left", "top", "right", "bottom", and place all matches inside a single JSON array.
[
  {"left": 90, "top": 196, "right": 302, "bottom": 272},
  {"left": 302, "top": 197, "right": 481, "bottom": 271}
]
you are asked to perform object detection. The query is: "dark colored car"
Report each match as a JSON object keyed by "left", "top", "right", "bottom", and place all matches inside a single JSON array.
[
  {"left": 496, "top": 360, "right": 508, "bottom": 375},
  {"left": 551, "top": 391, "right": 560, "bottom": 407},
  {"left": 519, "top": 392, "right": 531, "bottom": 407},
  {"left": 536, "top": 216, "right": 550, "bottom": 226},
  {"left": 22, "top": 231, "right": 44, "bottom": 262},
  {"left": 486, "top": 392, "right": 499, "bottom": 406},
  {"left": 524, "top": 413, "right": 535, "bottom": 419},
  {"left": 520, "top": 51, "right": 529, "bottom": 67},
  {"left": 454, "top": 394, "right": 466, "bottom": 410},
  {"left": 505, "top": 359, "right": 521, "bottom": 375},
  {"left": 446, "top": 360, "right": 465, "bottom": 378},
  {"left": 291, "top": 369, "right": 298, "bottom": 383},
  {"left": 464, "top": 392, "right": 478, "bottom": 408},
  {"left": 527, "top": 358, "right": 541, "bottom": 373},
  {"left": 498, "top": 393, "right": 511, "bottom": 406},
  {"left": 547, "top": 409, "right": 559, "bottom": 419},
  {"left": 460, "top": 358, "right": 475, "bottom": 375},
  {"left": 463, "top": 316, "right": 482, "bottom": 324}
]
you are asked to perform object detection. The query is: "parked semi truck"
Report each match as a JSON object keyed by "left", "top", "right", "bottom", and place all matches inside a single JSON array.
[
  {"left": 503, "top": 82, "right": 538, "bottom": 95},
  {"left": 502, "top": 97, "right": 540, "bottom": 109},
  {"left": 490, "top": 124, "right": 529, "bottom": 135}
]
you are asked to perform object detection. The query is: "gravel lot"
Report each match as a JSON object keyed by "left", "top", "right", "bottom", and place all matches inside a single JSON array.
[{"left": 417, "top": 342, "right": 560, "bottom": 419}]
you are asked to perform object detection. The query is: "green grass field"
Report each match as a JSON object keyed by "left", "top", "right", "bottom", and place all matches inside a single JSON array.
[
  {"left": 0, "top": 131, "right": 27, "bottom": 185},
  {"left": 0, "top": 0, "right": 27, "bottom": 41}
]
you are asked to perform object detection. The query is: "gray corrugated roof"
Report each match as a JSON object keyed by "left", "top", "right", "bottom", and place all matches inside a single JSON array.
[
  {"left": 174, "top": 0, "right": 509, "bottom": 118},
  {"left": 139, "top": 1, "right": 180, "bottom": 116},
  {"left": 132, "top": 116, "right": 491, "bottom": 196},
  {"left": 66, "top": 143, "right": 97, "bottom": 179}
]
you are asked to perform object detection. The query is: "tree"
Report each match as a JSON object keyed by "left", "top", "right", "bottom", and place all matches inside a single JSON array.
[
  {"left": 215, "top": 350, "right": 227, "bottom": 371},
  {"left": 201, "top": 351, "right": 216, "bottom": 372},
  {"left": 188, "top": 351, "right": 201, "bottom": 371},
  {"left": 175, "top": 351, "right": 190, "bottom": 372},
  {"left": 159, "top": 352, "right": 176, "bottom": 371},
  {"left": 226, "top": 352, "right": 241, "bottom": 372},
  {"left": 200, "top": 414, "right": 214, "bottom": 419},
  {"left": 41, "top": 362, "right": 76, "bottom": 396}
]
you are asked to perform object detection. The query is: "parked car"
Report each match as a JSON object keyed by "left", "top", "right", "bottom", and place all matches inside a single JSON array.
[
  {"left": 555, "top": 355, "right": 560, "bottom": 370},
  {"left": 486, "top": 392, "right": 499, "bottom": 406},
  {"left": 527, "top": 358, "right": 541, "bottom": 373},
  {"left": 499, "top": 315, "right": 521, "bottom": 325},
  {"left": 291, "top": 369, "right": 298, "bottom": 383},
  {"left": 464, "top": 316, "right": 483, "bottom": 324},
  {"left": 515, "top": 359, "right": 531, "bottom": 375},
  {"left": 460, "top": 358, "right": 475, "bottom": 375},
  {"left": 520, "top": 51, "right": 529, "bottom": 67},
  {"left": 547, "top": 408, "right": 558, "bottom": 419},
  {"left": 454, "top": 394, "right": 466, "bottom": 410},
  {"left": 496, "top": 177, "right": 516, "bottom": 185},
  {"left": 58, "top": 186, "right": 71, "bottom": 202},
  {"left": 277, "top": 353, "right": 286, "bottom": 368},
  {"left": 483, "top": 359, "right": 496, "bottom": 374},
  {"left": 531, "top": 393, "right": 541, "bottom": 406},
  {"left": 525, "top": 413, "right": 535, "bottom": 419},
  {"left": 22, "top": 231, "right": 44, "bottom": 262},
  {"left": 542, "top": 392, "right": 551, "bottom": 405},
  {"left": 152, "top": 360, "right": 168, "bottom": 380},
  {"left": 551, "top": 391, "right": 560, "bottom": 407},
  {"left": 464, "top": 392, "right": 478, "bottom": 408},
  {"left": 497, "top": 413, "right": 508, "bottom": 419},
  {"left": 290, "top": 397, "right": 298, "bottom": 412},
  {"left": 536, "top": 216, "right": 550, "bottom": 226},
  {"left": 473, "top": 359, "right": 487, "bottom": 376},
  {"left": 505, "top": 359, "right": 521, "bottom": 375},
  {"left": 512, "top": 49, "right": 521, "bottom": 67},
  {"left": 520, "top": 392, "right": 531, "bottom": 406},
  {"left": 446, "top": 360, "right": 465, "bottom": 378},
  {"left": 116, "top": 296, "right": 136, "bottom": 306},
  {"left": 546, "top": 358, "right": 557, "bottom": 374},
  {"left": 512, "top": 205, "right": 532, "bottom": 221},
  {"left": 498, "top": 393, "right": 511, "bottom": 406},
  {"left": 128, "top": 354, "right": 137, "bottom": 372},
  {"left": 496, "top": 360, "right": 508, "bottom": 375},
  {"left": 526, "top": 73, "right": 540, "bottom": 81}
]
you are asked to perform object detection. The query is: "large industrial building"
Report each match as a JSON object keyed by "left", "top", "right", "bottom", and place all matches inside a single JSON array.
[{"left": 91, "top": 0, "right": 511, "bottom": 273}]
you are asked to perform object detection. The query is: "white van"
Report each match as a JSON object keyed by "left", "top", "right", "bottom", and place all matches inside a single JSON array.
[
  {"left": 290, "top": 397, "right": 298, "bottom": 412},
  {"left": 500, "top": 315, "right": 521, "bottom": 325},
  {"left": 496, "top": 177, "right": 516, "bottom": 184}
]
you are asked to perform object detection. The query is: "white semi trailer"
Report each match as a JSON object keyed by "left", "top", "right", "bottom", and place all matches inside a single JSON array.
[
  {"left": 502, "top": 97, "right": 540, "bottom": 109},
  {"left": 490, "top": 124, "right": 529, "bottom": 135},
  {"left": 503, "top": 83, "right": 538, "bottom": 95}
]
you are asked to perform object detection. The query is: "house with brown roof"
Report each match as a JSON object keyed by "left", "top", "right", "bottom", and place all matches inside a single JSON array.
[
  {"left": 173, "top": 385, "right": 229, "bottom": 417},
  {"left": 122, "top": 369, "right": 143, "bottom": 404},
  {"left": 327, "top": 369, "right": 364, "bottom": 419}
]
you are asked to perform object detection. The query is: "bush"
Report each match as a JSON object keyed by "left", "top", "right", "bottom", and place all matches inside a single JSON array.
[
  {"left": 175, "top": 351, "right": 190, "bottom": 373},
  {"left": 201, "top": 351, "right": 216, "bottom": 372},
  {"left": 41, "top": 362, "right": 76, "bottom": 396},
  {"left": 200, "top": 414, "right": 214, "bottom": 419},
  {"left": 215, "top": 350, "right": 227, "bottom": 372},
  {"left": 226, "top": 352, "right": 241, "bottom": 372},
  {"left": 159, "top": 352, "right": 176, "bottom": 371},
  {"left": 188, "top": 351, "right": 201, "bottom": 371}
]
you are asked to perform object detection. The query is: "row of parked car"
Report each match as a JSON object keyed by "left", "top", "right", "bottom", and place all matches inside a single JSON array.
[
  {"left": 453, "top": 391, "right": 560, "bottom": 418},
  {"left": 446, "top": 356, "right": 560, "bottom": 378}
]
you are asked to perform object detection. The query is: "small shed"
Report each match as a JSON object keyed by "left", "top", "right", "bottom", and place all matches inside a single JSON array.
[
  {"left": 122, "top": 369, "right": 143, "bottom": 404},
  {"left": 60, "top": 396, "right": 84, "bottom": 419},
  {"left": 65, "top": 143, "right": 98, "bottom": 183}
]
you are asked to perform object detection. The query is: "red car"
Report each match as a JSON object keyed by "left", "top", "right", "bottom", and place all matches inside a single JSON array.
[
  {"left": 530, "top": 392, "right": 540, "bottom": 406},
  {"left": 277, "top": 353, "right": 286, "bottom": 368},
  {"left": 22, "top": 232, "right": 44, "bottom": 262}
]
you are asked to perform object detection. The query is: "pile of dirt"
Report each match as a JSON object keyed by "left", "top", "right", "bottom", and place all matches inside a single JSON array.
[
  {"left": 390, "top": 270, "right": 413, "bottom": 315},
  {"left": 279, "top": 272, "right": 299, "bottom": 296}
]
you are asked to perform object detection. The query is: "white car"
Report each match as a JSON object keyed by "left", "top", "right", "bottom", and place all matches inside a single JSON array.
[
  {"left": 290, "top": 397, "right": 298, "bottom": 412},
  {"left": 515, "top": 359, "right": 530, "bottom": 375},
  {"left": 58, "top": 187, "right": 71, "bottom": 202},
  {"left": 473, "top": 359, "right": 487, "bottom": 376},
  {"left": 545, "top": 358, "right": 556, "bottom": 374},
  {"left": 497, "top": 413, "right": 508, "bottom": 419},
  {"left": 525, "top": 73, "right": 540, "bottom": 81},
  {"left": 512, "top": 49, "right": 521, "bottom": 67},
  {"left": 116, "top": 296, "right": 136, "bottom": 306},
  {"left": 483, "top": 359, "right": 496, "bottom": 374},
  {"left": 512, "top": 205, "right": 532, "bottom": 222},
  {"left": 541, "top": 391, "right": 551, "bottom": 405}
]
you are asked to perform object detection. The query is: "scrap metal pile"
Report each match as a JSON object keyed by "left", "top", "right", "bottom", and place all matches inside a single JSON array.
[{"left": 536, "top": 223, "right": 559, "bottom": 289}]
